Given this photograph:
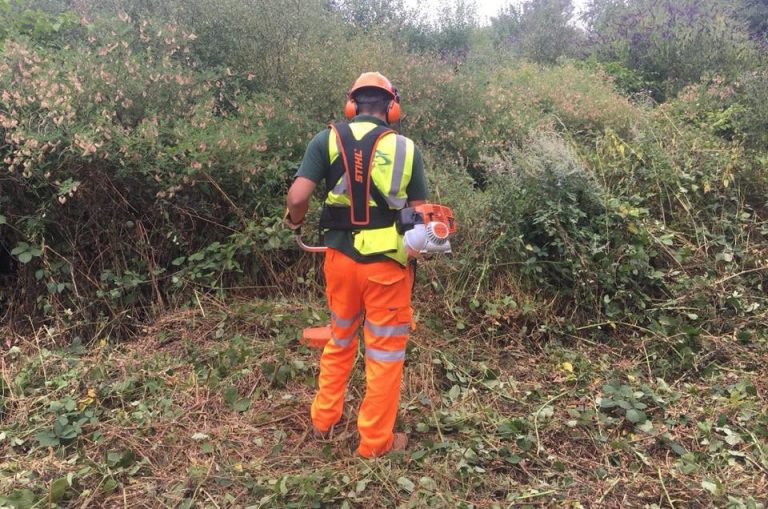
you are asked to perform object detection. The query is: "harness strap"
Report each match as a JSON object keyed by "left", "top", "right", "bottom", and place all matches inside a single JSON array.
[{"left": 321, "top": 122, "right": 399, "bottom": 230}]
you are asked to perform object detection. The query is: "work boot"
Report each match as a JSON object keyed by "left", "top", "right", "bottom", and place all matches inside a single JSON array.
[
  {"left": 353, "top": 432, "right": 408, "bottom": 457},
  {"left": 312, "top": 425, "right": 335, "bottom": 440}
]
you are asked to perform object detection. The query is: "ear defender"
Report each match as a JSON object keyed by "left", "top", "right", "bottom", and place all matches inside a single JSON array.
[
  {"left": 344, "top": 96, "right": 357, "bottom": 120},
  {"left": 386, "top": 88, "right": 401, "bottom": 124}
]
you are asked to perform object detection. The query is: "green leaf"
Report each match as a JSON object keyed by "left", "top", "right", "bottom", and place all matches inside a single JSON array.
[
  {"left": 0, "top": 214, "right": 6, "bottom": 225},
  {"left": 35, "top": 430, "right": 59, "bottom": 447},
  {"left": 625, "top": 409, "right": 647, "bottom": 424},
  {"left": 222, "top": 385, "right": 239, "bottom": 405},
  {"left": 102, "top": 477, "right": 118, "bottom": 494},
  {"left": 637, "top": 420, "right": 654, "bottom": 433},
  {"left": 10, "top": 242, "right": 28, "bottom": 255},
  {"left": 274, "top": 364, "right": 292, "bottom": 386},
  {"left": 598, "top": 398, "right": 616, "bottom": 408},
  {"left": 233, "top": 397, "right": 251, "bottom": 413},
  {"left": 106, "top": 449, "right": 135, "bottom": 468},
  {"left": 669, "top": 441, "right": 687, "bottom": 455},
  {"left": 49, "top": 477, "right": 69, "bottom": 503},
  {"left": 397, "top": 476, "right": 415, "bottom": 493},
  {"left": 17, "top": 251, "right": 33, "bottom": 264},
  {"left": 538, "top": 405, "right": 554, "bottom": 419},
  {"left": 701, "top": 478, "right": 722, "bottom": 496},
  {"left": 0, "top": 488, "right": 36, "bottom": 509}
]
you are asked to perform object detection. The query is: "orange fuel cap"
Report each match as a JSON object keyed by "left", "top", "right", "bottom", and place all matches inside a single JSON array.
[{"left": 300, "top": 326, "right": 332, "bottom": 349}]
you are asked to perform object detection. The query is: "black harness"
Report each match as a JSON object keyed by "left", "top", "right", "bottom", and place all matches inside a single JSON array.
[{"left": 319, "top": 122, "right": 398, "bottom": 230}]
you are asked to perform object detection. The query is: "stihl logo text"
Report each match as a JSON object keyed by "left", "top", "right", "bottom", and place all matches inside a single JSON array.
[{"left": 354, "top": 149, "right": 364, "bottom": 183}]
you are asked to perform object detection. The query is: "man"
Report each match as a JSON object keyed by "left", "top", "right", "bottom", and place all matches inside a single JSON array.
[{"left": 285, "top": 72, "right": 428, "bottom": 457}]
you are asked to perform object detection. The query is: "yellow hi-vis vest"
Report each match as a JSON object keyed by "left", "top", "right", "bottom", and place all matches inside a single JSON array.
[{"left": 325, "top": 121, "right": 415, "bottom": 265}]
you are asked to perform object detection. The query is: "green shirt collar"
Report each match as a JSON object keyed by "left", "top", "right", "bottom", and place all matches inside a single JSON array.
[{"left": 352, "top": 114, "right": 389, "bottom": 127}]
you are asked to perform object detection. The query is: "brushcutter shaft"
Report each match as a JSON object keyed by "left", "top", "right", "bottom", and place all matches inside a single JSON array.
[{"left": 295, "top": 232, "right": 327, "bottom": 253}]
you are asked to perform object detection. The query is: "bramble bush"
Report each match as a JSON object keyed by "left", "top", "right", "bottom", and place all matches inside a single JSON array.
[
  {"left": 0, "top": 15, "right": 312, "bottom": 330},
  {"left": 483, "top": 132, "right": 666, "bottom": 320}
]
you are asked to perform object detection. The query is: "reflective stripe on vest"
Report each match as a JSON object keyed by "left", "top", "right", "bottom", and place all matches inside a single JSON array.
[{"left": 326, "top": 122, "right": 414, "bottom": 210}]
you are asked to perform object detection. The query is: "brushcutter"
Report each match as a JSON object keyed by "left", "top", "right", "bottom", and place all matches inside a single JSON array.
[{"left": 295, "top": 203, "right": 457, "bottom": 349}]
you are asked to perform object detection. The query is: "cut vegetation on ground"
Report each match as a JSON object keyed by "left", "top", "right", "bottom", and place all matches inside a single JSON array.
[{"left": 2, "top": 298, "right": 766, "bottom": 508}]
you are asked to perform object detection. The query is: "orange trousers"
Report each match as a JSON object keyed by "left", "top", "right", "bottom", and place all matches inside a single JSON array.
[{"left": 310, "top": 248, "right": 412, "bottom": 457}]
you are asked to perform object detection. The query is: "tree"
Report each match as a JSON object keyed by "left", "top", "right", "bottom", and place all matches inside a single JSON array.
[
  {"left": 326, "top": 0, "right": 412, "bottom": 32},
  {"left": 491, "top": 0, "right": 583, "bottom": 64},
  {"left": 490, "top": 2, "right": 521, "bottom": 49},
  {"left": 585, "top": 0, "right": 757, "bottom": 100},
  {"left": 738, "top": 0, "right": 768, "bottom": 40}
]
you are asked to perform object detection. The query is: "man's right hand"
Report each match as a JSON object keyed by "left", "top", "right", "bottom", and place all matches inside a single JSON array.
[{"left": 286, "top": 176, "right": 316, "bottom": 231}]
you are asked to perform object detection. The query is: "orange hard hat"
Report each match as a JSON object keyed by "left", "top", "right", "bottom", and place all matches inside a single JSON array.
[
  {"left": 344, "top": 72, "right": 401, "bottom": 123},
  {"left": 348, "top": 72, "right": 397, "bottom": 98}
]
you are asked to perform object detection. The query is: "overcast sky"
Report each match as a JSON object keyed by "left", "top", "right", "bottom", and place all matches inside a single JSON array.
[{"left": 406, "top": 0, "right": 590, "bottom": 25}]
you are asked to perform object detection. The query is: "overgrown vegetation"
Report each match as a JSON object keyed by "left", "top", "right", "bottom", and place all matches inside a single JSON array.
[{"left": 1, "top": 0, "right": 767, "bottom": 506}]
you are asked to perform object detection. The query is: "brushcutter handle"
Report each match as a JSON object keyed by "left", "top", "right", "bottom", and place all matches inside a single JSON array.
[{"left": 295, "top": 230, "right": 327, "bottom": 253}]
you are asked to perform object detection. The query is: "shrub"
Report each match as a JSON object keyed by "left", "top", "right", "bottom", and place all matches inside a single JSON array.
[
  {"left": 585, "top": 0, "right": 758, "bottom": 100},
  {"left": 490, "top": 0, "right": 585, "bottom": 64},
  {"left": 0, "top": 16, "right": 309, "bottom": 330},
  {"left": 481, "top": 132, "right": 666, "bottom": 320}
]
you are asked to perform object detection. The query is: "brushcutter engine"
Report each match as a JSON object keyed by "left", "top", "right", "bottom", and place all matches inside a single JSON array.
[{"left": 397, "top": 204, "right": 457, "bottom": 255}]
